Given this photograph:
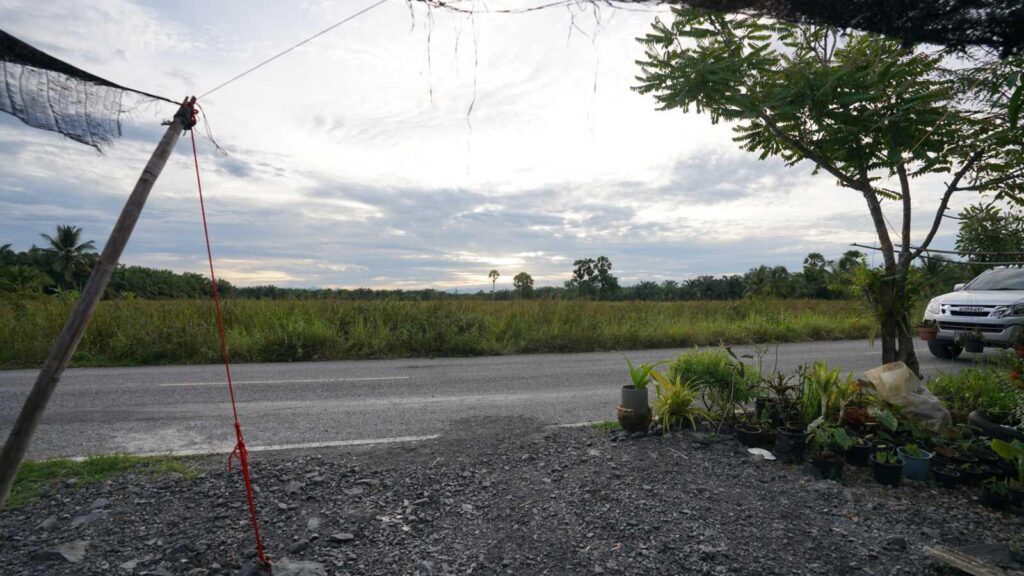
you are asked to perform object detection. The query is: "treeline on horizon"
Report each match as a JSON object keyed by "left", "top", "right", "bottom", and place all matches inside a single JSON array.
[{"left": 1, "top": 228, "right": 977, "bottom": 303}]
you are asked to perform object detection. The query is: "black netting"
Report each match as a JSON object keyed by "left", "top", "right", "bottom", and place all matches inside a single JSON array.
[{"left": 0, "top": 29, "right": 175, "bottom": 150}]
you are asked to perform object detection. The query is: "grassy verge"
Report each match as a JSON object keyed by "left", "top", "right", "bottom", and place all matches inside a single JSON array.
[
  {"left": 591, "top": 420, "right": 622, "bottom": 431},
  {"left": 0, "top": 298, "right": 873, "bottom": 369},
  {"left": 7, "top": 454, "right": 195, "bottom": 509}
]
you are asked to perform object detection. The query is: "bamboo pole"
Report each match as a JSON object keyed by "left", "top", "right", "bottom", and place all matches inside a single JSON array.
[{"left": 0, "top": 97, "right": 195, "bottom": 509}]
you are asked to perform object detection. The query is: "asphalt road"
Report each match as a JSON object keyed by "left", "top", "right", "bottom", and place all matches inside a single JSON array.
[{"left": 0, "top": 340, "right": 982, "bottom": 460}]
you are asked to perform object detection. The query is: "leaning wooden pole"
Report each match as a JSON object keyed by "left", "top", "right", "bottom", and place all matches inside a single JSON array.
[{"left": 0, "top": 97, "right": 195, "bottom": 510}]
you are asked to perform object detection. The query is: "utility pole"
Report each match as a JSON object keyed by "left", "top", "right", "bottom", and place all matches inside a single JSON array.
[{"left": 0, "top": 97, "right": 196, "bottom": 509}]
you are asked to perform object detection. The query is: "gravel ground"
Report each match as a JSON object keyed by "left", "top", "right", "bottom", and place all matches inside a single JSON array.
[{"left": 1, "top": 416, "right": 1022, "bottom": 576}]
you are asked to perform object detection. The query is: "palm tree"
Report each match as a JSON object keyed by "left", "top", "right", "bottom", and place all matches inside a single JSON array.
[
  {"left": 0, "top": 265, "right": 53, "bottom": 294},
  {"left": 488, "top": 269, "right": 500, "bottom": 299},
  {"left": 40, "top": 225, "right": 96, "bottom": 288}
]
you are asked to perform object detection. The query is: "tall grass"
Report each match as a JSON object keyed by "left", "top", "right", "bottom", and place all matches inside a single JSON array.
[{"left": 0, "top": 299, "right": 874, "bottom": 369}]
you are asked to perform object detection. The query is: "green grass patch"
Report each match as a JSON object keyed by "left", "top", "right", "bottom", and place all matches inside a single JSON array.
[
  {"left": 591, "top": 420, "right": 622, "bottom": 431},
  {"left": 7, "top": 454, "right": 195, "bottom": 509},
  {"left": 0, "top": 298, "right": 874, "bottom": 368}
]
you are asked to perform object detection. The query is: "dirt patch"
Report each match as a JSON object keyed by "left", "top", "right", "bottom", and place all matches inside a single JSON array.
[{"left": 1, "top": 417, "right": 1021, "bottom": 575}]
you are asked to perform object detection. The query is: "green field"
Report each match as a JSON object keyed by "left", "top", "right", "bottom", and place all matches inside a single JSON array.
[{"left": 0, "top": 298, "right": 874, "bottom": 369}]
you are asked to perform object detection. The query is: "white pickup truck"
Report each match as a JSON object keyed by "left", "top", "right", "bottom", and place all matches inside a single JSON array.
[{"left": 921, "top": 267, "right": 1024, "bottom": 359}]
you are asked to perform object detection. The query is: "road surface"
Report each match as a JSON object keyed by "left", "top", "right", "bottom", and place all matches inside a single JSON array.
[{"left": 0, "top": 340, "right": 980, "bottom": 459}]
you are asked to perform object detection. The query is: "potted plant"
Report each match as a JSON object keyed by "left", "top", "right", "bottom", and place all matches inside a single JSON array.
[
  {"left": 897, "top": 443, "right": 934, "bottom": 481},
  {"left": 618, "top": 358, "right": 663, "bottom": 432},
  {"left": 960, "top": 462, "right": 986, "bottom": 486},
  {"left": 734, "top": 414, "right": 763, "bottom": 448},
  {"left": 845, "top": 436, "right": 872, "bottom": 467},
  {"left": 991, "top": 439, "right": 1024, "bottom": 504},
  {"left": 932, "top": 466, "right": 961, "bottom": 489},
  {"left": 981, "top": 479, "right": 1010, "bottom": 510},
  {"left": 871, "top": 449, "right": 904, "bottom": 487},
  {"left": 808, "top": 421, "right": 851, "bottom": 480},
  {"left": 958, "top": 330, "right": 985, "bottom": 354},
  {"left": 915, "top": 319, "right": 939, "bottom": 341},
  {"left": 650, "top": 371, "right": 710, "bottom": 432}
]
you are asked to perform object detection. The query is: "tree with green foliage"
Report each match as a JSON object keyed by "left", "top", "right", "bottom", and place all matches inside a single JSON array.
[
  {"left": 636, "top": 9, "right": 1024, "bottom": 374},
  {"left": 0, "top": 265, "right": 52, "bottom": 294},
  {"left": 957, "top": 203, "right": 1024, "bottom": 275},
  {"left": 488, "top": 269, "right": 500, "bottom": 299},
  {"left": 39, "top": 225, "right": 96, "bottom": 289},
  {"left": 513, "top": 271, "right": 534, "bottom": 298}
]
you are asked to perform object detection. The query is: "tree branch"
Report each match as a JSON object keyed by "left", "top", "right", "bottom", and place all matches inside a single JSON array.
[
  {"left": 911, "top": 149, "right": 986, "bottom": 260},
  {"left": 895, "top": 161, "right": 913, "bottom": 266},
  {"left": 759, "top": 114, "right": 869, "bottom": 193}
]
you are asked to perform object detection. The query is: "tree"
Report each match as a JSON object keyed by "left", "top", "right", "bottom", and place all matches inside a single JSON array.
[
  {"left": 593, "top": 256, "right": 620, "bottom": 299},
  {"left": 40, "top": 225, "right": 96, "bottom": 289},
  {"left": 567, "top": 258, "right": 597, "bottom": 298},
  {"left": 956, "top": 203, "right": 1024, "bottom": 275},
  {"left": 488, "top": 269, "right": 500, "bottom": 298},
  {"left": 0, "top": 265, "right": 52, "bottom": 294},
  {"left": 636, "top": 10, "right": 1024, "bottom": 374},
  {"left": 513, "top": 272, "right": 534, "bottom": 298}
]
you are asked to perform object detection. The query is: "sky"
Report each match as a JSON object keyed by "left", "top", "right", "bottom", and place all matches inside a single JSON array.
[{"left": 0, "top": 0, "right": 983, "bottom": 291}]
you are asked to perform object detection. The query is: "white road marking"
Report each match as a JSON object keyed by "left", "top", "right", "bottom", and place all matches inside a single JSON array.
[
  {"left": 66, "top": 434, "right": 440, "bottom": 461},
  {"left": 158, "top": 376, "right": 409, "bottom": 387}
]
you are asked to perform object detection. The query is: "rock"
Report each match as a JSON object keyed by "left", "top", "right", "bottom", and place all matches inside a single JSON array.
[
  {"left": 306, "top": 517, "right": 321, "bottom": 531},
  {"left": 89, "top": 497, "right": 111, "bottom": 510},
  {"left": 884, "top": 536, "right": 908, "bottom": 550},
  {"left": 354, "top": 478, "right": 380, "bottom": 487},
  {"left": 31, "top": 540, "right": 89, "bottom": 563},
  {"left": 418, "top": 560, "right": 434, "bottom": 573},
  {"left": 70, "top": 511, "right": 105, "bottom": 528},
  {"left": 287, "top": 539, "right": 309, "bottom": 553},
  {"left": 330, "top": 533, "right": 356, "bottom": 543},
  {"left": 274, "top": 560, "right": 327, "bottom": 576},
  {"left": 36, "top": 514, "right": 58, "bottom": 530},
  {"left": 239, "top": 562, "right": 272, "bottom": 576},
  {"left": 343, "top": 487, "right": 365, "bottom": 497},
  {"left": 283, "top": 480, "right": 302, "bottom": 496},
  {"left": 120, "top": 559, "right": 140, "bottom": 571}
]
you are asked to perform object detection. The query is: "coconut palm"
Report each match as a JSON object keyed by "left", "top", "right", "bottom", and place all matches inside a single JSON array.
[
  {"left": 488, "top": 269, "right": 500, "bottom": 298},
  {"left": 40, "top": 225, "right": 96, "bottom": 288}
]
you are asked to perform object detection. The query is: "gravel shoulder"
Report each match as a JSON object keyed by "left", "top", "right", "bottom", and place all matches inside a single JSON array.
[{"left": 2, "top": 416, "right": 1022, "bottom": 576}]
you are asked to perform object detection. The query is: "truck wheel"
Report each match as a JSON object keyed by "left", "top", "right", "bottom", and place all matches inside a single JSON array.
[{"left": 927, "top": 340, "right": 962, "bottom": 360}]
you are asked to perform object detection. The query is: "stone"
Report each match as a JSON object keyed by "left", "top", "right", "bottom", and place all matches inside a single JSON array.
[
  {"left": 343, "top": 487, "right": 365, "bottom": 497},
  {"left": 120, "top": 559, "right": 140, "bottom": 571},
  {"left": 37, "top": 515, "right": 58, "bottom": 530},
  {"left": 89, "top": 497, "right": 111, "bottom": 510},
  {"left": 884, "top": 536, "right": 908, "bottom": 550},
  {"left": 330, "top": 533, "right": 356, "bottom": 543},
  {"left": 306, "top": 517, "right": 321, "bottom": 531},
  {"left": 31, "top": 540, "right": 89, "bottom": 563},
  {"left": 287, "top": 539, "right": 309, "bottom": 553},
  {"left": 70, "top": 511, "right": 105, "bottom": 528},
  {"left": 274, "top": 560, "right": 327, "bottom": 576},
  {"left": 283, "top": 480, "right": 302, "bottom": 496}
]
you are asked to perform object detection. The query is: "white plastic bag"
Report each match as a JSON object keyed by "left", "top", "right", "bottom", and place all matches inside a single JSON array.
[{"left": 860, "top": 362, "right": 952, "bottom": 432}]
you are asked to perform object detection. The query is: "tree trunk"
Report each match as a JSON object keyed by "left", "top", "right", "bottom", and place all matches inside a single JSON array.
[{"left": 875, "top": 267, "right": 922, "bottom": 376}]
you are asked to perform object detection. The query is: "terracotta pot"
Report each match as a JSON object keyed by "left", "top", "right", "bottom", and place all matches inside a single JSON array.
[
  {"left": 916, "top": 326, "right": 938, "bottom": 341},
  {"left": 1015, "top": 345, "right": 1024, "bottom": 359},
  {"left": 616, "top": 405, "right": 652, "bottom": 433}
]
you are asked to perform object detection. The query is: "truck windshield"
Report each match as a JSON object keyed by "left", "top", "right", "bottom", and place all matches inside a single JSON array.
[{"left": 967, "top": 268, "right": 1024, "bottom": 290}]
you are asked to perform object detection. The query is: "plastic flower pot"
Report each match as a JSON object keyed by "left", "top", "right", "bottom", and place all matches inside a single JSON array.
[
  {"left": 980, "top": 484, "right": 1010, "bottom": 510},
  {"left": 897, "top": 446, "right": 933, "bottom": 481},
  {"left": 871, "top": 454, "right": 904, "bottom": 488},
  {"left": 773, "top": 426, "right": 807, "bottom": 464},
  {"left": 735, "top": 423, "right": 763, "bottom": 448},
  {"left": 845, "top": 442, "right": 871, "bottom": 467},
  {"left": 620, "top": 385, "right": 649, "bottom": 415},
  {"left": 812, "top": 454, "right": 845, "bottom": 481},
  {"left": 932, "top": 466, "right": 961, "bottom": 489},
  {"left": 616, "top": 405, "right": 651, "bottom": 433}
]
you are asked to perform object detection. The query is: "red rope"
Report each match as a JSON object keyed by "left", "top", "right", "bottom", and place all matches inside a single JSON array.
[{"left": 188, "top": 104, "right": 269, "bottom": 567}]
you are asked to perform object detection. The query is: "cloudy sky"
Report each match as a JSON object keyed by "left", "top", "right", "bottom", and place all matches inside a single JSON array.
[{"left": 0, "top": 0, "right": 978, "bottom": 290}]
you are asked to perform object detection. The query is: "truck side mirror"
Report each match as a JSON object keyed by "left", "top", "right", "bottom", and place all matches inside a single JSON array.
[{"left": 953, "top": 283, "right": 966, "bottom": 291}]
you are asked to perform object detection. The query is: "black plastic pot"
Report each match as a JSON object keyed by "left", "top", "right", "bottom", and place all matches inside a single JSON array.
[
  {"left": 932, "top": 466, "right": 961, "bottom": 489},
  {"left": 961, "top": 466, "right": 987, "bottom": 487},
  {"left": 981, "top": 485, "right": 1010, "bottom": 510},
  {"left": 846, "top": 443, "right": 871, "bottom": 467},
  {"left": 813, "top": 454, "right": 845, "bottom": 481},
  {"left": 871, "top": 455, "right": 904, "bottom": 487},
  {"left": 968, "top": 410, "right": 1024, "bottom": 442},
  {"left": 735, "top": 423, "right": 763, "bottom": 448},
  {"left": 773, "top": 426, "right": 807, "bottom": 464}
]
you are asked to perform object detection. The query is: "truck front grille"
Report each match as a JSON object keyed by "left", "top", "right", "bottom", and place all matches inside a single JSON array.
[{"left": 938, "top": 321, "right": 1006, "bottom": 334}]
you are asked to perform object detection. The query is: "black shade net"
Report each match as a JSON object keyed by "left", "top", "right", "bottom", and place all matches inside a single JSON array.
[{"left": 0, "top": 29, "right": 176, "bottom": 150}]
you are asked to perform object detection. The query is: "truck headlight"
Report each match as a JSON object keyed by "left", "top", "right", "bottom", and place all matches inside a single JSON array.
[
  {"left": 926, "top": 300, "right": 941, "bottom": 315},
  {"left": 994, "top": 304, "right": 1024, "bottom": 318}
]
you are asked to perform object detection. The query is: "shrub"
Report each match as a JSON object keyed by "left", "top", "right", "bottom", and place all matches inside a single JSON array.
[
  {"left": 667, "top": 348, "right": 756, "bottom": 422},
  {"left": 928, "top": 367, "right": 1019, "bottom": 415}
]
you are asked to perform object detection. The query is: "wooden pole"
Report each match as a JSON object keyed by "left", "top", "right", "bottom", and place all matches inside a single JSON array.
[{"left": 0, "top": 97, "right": 195, "bottom": 510}]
